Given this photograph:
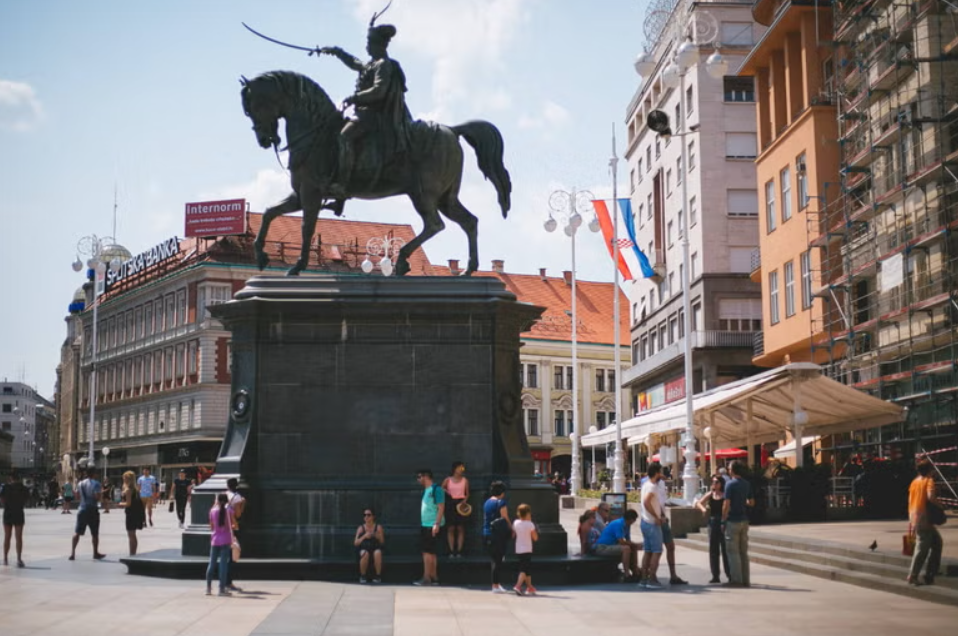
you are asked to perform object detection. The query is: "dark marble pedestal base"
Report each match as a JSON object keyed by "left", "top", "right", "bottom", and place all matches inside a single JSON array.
[{"left": 175, "top": 275, "right": 566, "bottom": 561}]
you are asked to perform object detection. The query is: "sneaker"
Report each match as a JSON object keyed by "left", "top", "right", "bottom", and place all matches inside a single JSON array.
[
  {"left": 372, "top": 577, "right": 382, "bottom": 584},
  {"left": 227, "top": 585, "right": 243, "bottom": 593},
  {"left": 359, "top": 577, "right": 368, "bottom": 584},
  {"left": 17, "top": 560, "right": 25, "bottom": 568},
  {"left": 218, "top": 590, "right": 232, "bottom": 597},
  {"left": 709, "top": 577, "right": 720, "bottom": 584},
  {"left": 525, "top": 586, "right": 538, "bottom": 596},
  {"left": 93, "top": 553, "right": 107, "bottom": 560},
  {"left": 413, "top": 578, "right": 430, "bottom": 586},
  {"left": 492, "top": 585, "right": 506, "bottom": 594},
  {"left": 669, "top": 577, "right": 688, "bottom": 585},
  {"left": 513, "top": 586, "right": 524, "bottom": 596},
  {"left": 205, "top": 588, "right": 212, "bottom": 596},
  {"left": 645, "top": 580, "right": 663, "bottom": 589}
]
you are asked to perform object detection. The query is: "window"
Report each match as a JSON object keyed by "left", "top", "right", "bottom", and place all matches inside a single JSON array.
[
  {"left": 650, "top": 288, "right": 656, "bottom": 311},
  {"left": 691, "top": 252, "right": 699, "bottom": 279},
  {"left": 727, "top": 189, "right": 758, "bottom": 217},
  {"left": 640, "top": 336, "right": 649, "bottom": 360},
  {"left": 769, "top": 271, "right": 781, "bottom": 324},
  {"left": 165, "top": 348, "right": 174, "bottom": 382},
  {"left": 692, "top": 302, "right": 702, "bottom": 330},
  {"left": 724, "top": 77, "right": 755, "bottom": 102},
  {"left": 177, "top": 289, "right": 187, "bottom": 326},
  {"left": 144, "top": 303, "right": 153, "bottom": 335},
  {"left": 797, "top": 153, "right": 809, "bottom": 208},
  {"left": 554, "top": 410, "right": 566, "bottom": 437},
  {"left": 719, "top": 298, "right": 762, "bottom": 331},
  {"left": 674, "top": 103, "right": 681, "bottom": 136},
  {"left": 1, "top": 422, "right": 9, "bottom": 432},
  {"left": 165, "top": 295, "right": 175, "bottom": 330},
  {"left": 657, "top": 322, "right": 666, "bottom": 350},
  {"left": 595, "top": 369, "right": 606, "bottom": 392},
  {"left": 526, "top": 363, "right": 538, "bottom": 389},
  {"left": 801, "top": 250, "right": 813, "bottom": 309},
  {"left": 1, "top": 404, "right": 10, "bottom": 413},
  {"left": 667, "top": 220, "right": 674, "bottom": 246},
  {"left": 525, "top": 408, "right": 539, "bottom": 436},
  {"left": 198, "top": 284, "right": 232, "bottom": 319},
  {"left": 596, "top": 411, "right": 606, "bottom": 430},
  {"left": 781, "top": 166, "right": 792, "bottom": 222},
  {"left": 646, "top": 194, "right": 653, "bottom": 219},
  {"left": 554, "top": 365, "right": 564, "bottom": 390},
  {"left": 655, "top": 137, "right": 661, "bottom": 158},
  {"left": 678, "top": 208, "right": 685, "bottom": 238},
  {"left": 638, "top": 204, "right": 645, "bottom": 226},
  {"left": 608, "top": 369, "right": 615, "bottom": 390},
  {"left": 630, "top": 168, "right": 636, "bottom": 192},
  {"left": 721, "top": 22, "right": 753, "bottom": 45},
  {"left": 686, "top": 85, "right": 694, "bottom": 113},
  {"left": 188, "top": 341, "right": 198, "bottom": 375},
  {"left": 666, "top": 169, "right": 672, "bottom": 195},
  {"left": 785, "top": 261, "right": 796, "bottom": 317},
  {"left": 669, "top": 315, "right": 678, "bottom": 344},
  {"left": 729, "top": 247, "right": 754, "bottom": 273},
  {"left": 676, "top": 157, "right": 682, "bottom": 184},
  {"left": 726, "top": 132, "right": 757, "bottom": 158},
  {"left": 567, "top": 366, "right": 573, "bottom": 392},
  {"left": 646, "top": 146, "right": 652, "bottom": 170},
  {"left": 637, "top": 159, "right": 643, "bottom": 181},
  {"left": 668, "top": 272, "right": 675, "bottom": 299},
  {"left": 688, "top": 141, "right": 696, "bottom": 171},
  {"left": 765, "top": 180, "right": 777, "bottom": 232},
  {"left": 690, "top": 196, "right": 698, "bottom": 226}
]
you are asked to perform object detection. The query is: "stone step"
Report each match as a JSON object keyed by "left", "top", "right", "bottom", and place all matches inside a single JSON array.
[{"left": 678, "top": 533, "right": 958, "bottom": 606}]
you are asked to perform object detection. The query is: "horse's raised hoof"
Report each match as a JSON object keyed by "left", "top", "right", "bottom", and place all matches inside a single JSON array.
[{"left": 395, "top": 259, "right": 411, "bottom": 277}]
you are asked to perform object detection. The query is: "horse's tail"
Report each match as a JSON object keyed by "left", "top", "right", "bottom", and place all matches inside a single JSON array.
[{"left": 451, "top": 120, "right": 512, "bottom": 218}]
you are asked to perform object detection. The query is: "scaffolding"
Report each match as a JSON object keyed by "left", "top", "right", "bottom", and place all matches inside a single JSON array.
[{"left": 805, "top": 0, "right": 958, "bottom": 495}]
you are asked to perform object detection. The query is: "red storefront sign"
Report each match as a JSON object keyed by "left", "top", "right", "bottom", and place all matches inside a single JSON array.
[
  {"left": 665, "top": 376, "right": 685, "bottom": 403},
  {"left": 184, "top": 198, "right": 247, "bottom": 238},
  {"left": 531, "top": 450, "right": 551, "bottom": 460}
]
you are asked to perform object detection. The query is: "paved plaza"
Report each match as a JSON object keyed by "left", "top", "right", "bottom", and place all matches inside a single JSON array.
[{"left": 0, "top": 507, "right": 956, "bottom": 636}]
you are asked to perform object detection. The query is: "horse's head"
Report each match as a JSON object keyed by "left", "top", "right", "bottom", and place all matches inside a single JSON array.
[{"left": 240, "top": 75, "right": 282, "bottom": 150}]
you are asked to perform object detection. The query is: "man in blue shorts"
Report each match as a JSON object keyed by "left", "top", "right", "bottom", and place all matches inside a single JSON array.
[
  {"left": 69, "top": 467, "right": 106, "bottom": 561},
  {"left": 639, "top": 463, "right": 666, "bottom": 588}
]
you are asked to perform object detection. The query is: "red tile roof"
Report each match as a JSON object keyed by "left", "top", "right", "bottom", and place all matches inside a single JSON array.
[{"left": 432, "top": 267, "right": 630, "bottom": 347}]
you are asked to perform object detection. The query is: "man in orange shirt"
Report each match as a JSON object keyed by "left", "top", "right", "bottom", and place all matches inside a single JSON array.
[{"left": 907, "top": 459, "right": 943, "bottom": 586}]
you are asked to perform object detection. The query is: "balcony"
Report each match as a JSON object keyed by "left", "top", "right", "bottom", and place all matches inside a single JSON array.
[{"left": 624, "top": 330, "right": 757, "bottom": 385}]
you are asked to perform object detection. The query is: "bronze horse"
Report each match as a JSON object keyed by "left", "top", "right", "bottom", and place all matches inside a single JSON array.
[{"left": 240, "top": 71, "right": 511, "bottom": 276}]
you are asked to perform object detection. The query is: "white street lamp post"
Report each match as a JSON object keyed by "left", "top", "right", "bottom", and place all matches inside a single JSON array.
[
  {"left": 636, "top": 7, "right": 727, "bottom": 504},
  {"left": 361, "top": 234, "right": 405, "bottom": 277},
  {"left": 102, "top": 446, "right": 110, "bottom": 482},
  {"left": 73, "top": 235, "right": 131, "bottom": 466},
  {"left": 544, "top": 188, "right": 600, "bottom": 496},
  {"left": 609, "top": 129, "right": 626, "bottom": 495}
]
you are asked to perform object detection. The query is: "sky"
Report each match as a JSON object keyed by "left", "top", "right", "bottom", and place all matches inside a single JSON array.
[{"left": 0, "top": 0, "right": 649, "bottom": 397}]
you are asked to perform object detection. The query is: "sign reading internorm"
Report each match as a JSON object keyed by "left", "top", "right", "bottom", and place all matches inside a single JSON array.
[{"left": 184, "top": 198, "right": 247, "bottom": 238}]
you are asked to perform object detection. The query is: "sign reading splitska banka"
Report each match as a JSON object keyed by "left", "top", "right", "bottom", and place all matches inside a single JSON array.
[
  {"left": 104, "top": 237, "right": 181, "bottom": 292},
  {"left": 184, "top": 198, "right": 247, "bottom": 238}
]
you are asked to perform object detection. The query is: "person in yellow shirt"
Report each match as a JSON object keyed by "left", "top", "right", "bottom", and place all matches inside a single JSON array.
[{"left": 907, "top": 459, "right": 943, "bottom": 586}]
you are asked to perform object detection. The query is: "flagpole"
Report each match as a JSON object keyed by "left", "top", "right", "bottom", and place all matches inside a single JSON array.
[{"left": 611, "top": 124, "right": 625, "bottom": 495}]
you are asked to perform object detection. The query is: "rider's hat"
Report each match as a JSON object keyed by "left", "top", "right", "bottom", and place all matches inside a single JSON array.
[{"left": 367, "top": 24, "right": 397, "bottom": 46}]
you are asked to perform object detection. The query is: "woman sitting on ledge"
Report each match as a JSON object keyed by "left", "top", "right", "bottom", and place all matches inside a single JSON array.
[{"left": 355, "top": 507, "right": 385, "bottom": 584}]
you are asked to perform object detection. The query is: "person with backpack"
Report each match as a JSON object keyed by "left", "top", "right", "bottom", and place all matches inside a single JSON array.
[
  {"left": 413, "top": 469, "right": 444, "bottom": 586},
  {"left": 483, "top": 480, "right": 511, "bottom": 593}
]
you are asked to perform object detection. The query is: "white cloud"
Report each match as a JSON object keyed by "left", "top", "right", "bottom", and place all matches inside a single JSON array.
[
  {"left": 201, "top": 168, "right": 293, "bottom": 212},
  {"left": 517, "top": 100, "right": 573, "bottom": 141},
  {"left": 0, "top": 80, "right": 44, "bottom": 132},
  {"left": 350, "top": 0, "right": 530, "bottom": 121}
]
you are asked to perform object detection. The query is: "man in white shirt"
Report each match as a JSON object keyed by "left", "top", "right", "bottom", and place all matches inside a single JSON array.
[
  {"left": 639, "top": 463, "right": 666, "bottom": 588},
  {"left": 654, "top": 472, "right": 688, "bottom": 585}
]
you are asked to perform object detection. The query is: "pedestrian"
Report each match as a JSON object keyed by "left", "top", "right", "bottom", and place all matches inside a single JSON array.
[
  {"left": 46, "top": 477, "right": 58, "bottom": 510},
  {"left": 441, "top": 461, "right": 470, "bottom": 558},
  {"left": 69, "top": 467, "right": 106, "bottom": 561},
  {"left": 482, "top": 480, "right": 510, "bottom": 593},
  {"left": 511, "top": 503, "right": 538, "bottom": 596},
  {"left": 577, "top": 510, "right": 599, "bottom": 556},
  {"left": 652, "top": 465, "right": 688, "bottom": 585},
  {"left": 639, "top": 462, "right": 666, "bottom": 589},
  {"left": 206, "top": 493, "right": 235, "bottom": 597},
  {"left": 170, "top": 470, "right": 192, "bottom": 528},
  {"left": 137, "top": 468, "right": 158, "bottom": 527},
  {"left": 1, "top": 470, "right": 29, "bottom": 567},
  {"left": 593, "top": 508, "right": 642, "bottom": 581},
  {"left": 722, "top": 460, "right": 754, "bottom": 587},
  {"left": 101, "top": 477, "right": 113, "bottom": 514},
  {"left": 355, "top": 507, "right": 385, "bottom": 583},
  {"left": 119, "top": 470, "right": 145, "bottom": 556},
  {"left": 61, "top": 479, "right": 73, "bottom": 514},
  {"left": 696, "top": 475, "right": 730, "bottom": 583},
  {"left": 593, "top": 502, "right": 611, "bottom": 534},
  {"left": 225, "top": 477, "right": 246, "bottom": 593},
  {"left": 413, "top": 469, "right": 444, "bottom": 586},
  {"left": 907, "top": 459, "right": 944, "bottom": 586},
  {"left": 159, "top": 480, "right": 167, "bottom": 502}
]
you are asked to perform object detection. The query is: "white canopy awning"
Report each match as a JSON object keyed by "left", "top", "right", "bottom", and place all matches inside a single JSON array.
[
  {"left": 773, "top": 436, "right": 820, "bottom": 458},
  {"left": 581, "top": 363, "right": 904, "bottom": 450}
]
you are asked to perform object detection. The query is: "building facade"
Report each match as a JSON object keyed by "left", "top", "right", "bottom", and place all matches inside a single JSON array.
[
  {"left": 59, "top": 214, "right": 437, "bottom": 487},
  {"left": 623, "top": 0, "right": 766, "bottom": 417},
  {"left": 0, "top": 381, "right": 54, "bottom": 471}
]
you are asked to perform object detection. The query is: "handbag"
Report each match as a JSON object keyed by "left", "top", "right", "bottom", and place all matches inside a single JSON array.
[
  {"left": 229, "top": 511, "right": 241, "bottom": 562},
  {"left": 927, "top": 501, "right": 947, "bottom": 526},
  {"left": 902, "top": 532, "right": 915, "bottom": 556},
  {"left": 168, "top": 501, "right": 175, "bottom": 513}
]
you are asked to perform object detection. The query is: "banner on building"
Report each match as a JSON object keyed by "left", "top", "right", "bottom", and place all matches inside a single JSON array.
[
  {"left": 665, "top": 376, "right": 685, "bottom": 403},
  {"left": 184, "top": 198, "right": 247, "bottom": 238},
  {"left": 880, "top": 252, "right": 904, "bottom": 291}
]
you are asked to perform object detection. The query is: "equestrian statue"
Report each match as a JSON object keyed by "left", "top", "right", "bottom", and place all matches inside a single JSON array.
[{"left": 240, "top": 6, "right": 512, "bottom": 277}]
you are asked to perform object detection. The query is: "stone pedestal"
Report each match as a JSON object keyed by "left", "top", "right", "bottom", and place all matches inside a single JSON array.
[{"left": 182, "top": 275, "right": 567, "bottom": 560}]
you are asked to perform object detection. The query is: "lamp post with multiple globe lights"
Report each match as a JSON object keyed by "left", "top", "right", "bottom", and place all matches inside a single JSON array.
[
  {"left": 361, "top": 234, "right": 405, "bottom": 277},
  {"left": 633, "top": 7, "right": 728, "bottom": 503},
  {"left": 544, "top": 188, "right": 600, "bottom": 496},
  {"left": 72, "top": 235, "right": 131, "bottom": 465}
]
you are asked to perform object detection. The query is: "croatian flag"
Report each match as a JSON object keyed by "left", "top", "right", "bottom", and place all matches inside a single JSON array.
[{"left": 591, "top": 199, "right": 656, "bottom": 280}]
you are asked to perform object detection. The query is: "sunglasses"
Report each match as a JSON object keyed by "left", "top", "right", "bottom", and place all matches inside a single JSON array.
[{"left": 363, "top": 512, "right": 373, "bottom": 516}]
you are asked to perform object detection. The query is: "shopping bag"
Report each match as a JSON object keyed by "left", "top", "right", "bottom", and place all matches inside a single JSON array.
[{"left": 902, "top": 533, "right": 915, "bottom": 557}]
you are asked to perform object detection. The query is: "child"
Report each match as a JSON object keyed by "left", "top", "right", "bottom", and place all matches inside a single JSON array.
[{"left": 512, "top": 503, "right": 539, "bottom": 596}]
